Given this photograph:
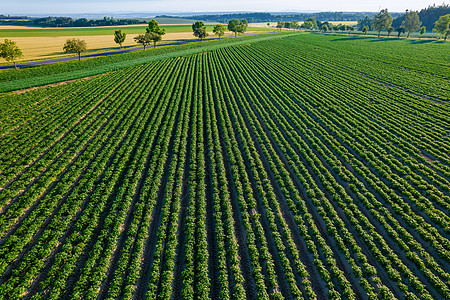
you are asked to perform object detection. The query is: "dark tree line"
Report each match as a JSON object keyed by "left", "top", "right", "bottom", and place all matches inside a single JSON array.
[
  {"left": 0, "top": 16, "right": 146, "bottom": 27},
  {"left": 392, "top": 4, "right": 450, "bottom": 31},
  {"left": 188, "top": 12, "right": 387, "bottom": 23}
]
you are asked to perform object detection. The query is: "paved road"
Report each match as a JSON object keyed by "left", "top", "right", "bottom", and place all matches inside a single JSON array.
[{"left": 0, "top": 33, "right": 273, "bottom": 70}]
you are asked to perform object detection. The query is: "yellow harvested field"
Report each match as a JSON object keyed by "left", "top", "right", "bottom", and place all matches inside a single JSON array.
[
  {"left": 1, "top": 31, "right": 260, "bottom": 62},
  {"left": 327, "top": 21, "right": 358, "bottom": 26}
]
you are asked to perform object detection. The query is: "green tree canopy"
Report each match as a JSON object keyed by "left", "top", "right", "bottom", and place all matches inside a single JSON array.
[
  {"left": 387, "top": 26, "right": 394, "bottom": 37},
  {"left": 401, "top": 10, "right": 422, "bottom": 37},
  {"left": 0, "top": 39, "right": 23, "bottom": 69},
  {"left": 362, "top": 26, "right": 369, "bottom": 34},
  {"left": 213, "top": 24, "right": 225, "bottom": 39},
  {"left": 228, "top": 19, "right": 247, "bottom": 37},
  {"left": 63, "top": 38, "right": 87, "bottom": 61},
  {"left": 395, "top": 27, "right": 406, "bottom": 38},
  {"left": 134, "top": 33, "right": 152, "bottom": 50},
  {"left": 147, "top": 32, "right": 162, "bottom": 48},
  {"left": 373, "top": 9, "right": 393, "bottom": 37},
  {"left": 357, "top": 16, "right": 373, "bottom": 31},
  {"left": 276, "top": 21, "right": 283, "bottom": 30},
  {"left": 433, "top": 14, "right": 450, "bottom": 40},
  {"left": 192, "top": 21, "right": 206, "bottom": 32},
  {"left": 193, "top": 27, "right": 209, "bottom": 41},
  {"left": 321, "top": 24, "right": 328, "bottom": 33},
  {"left": 419, "top": 26, "right": 426, "bottom": 37},
  {"left": 114, "top": 30, "right": 126, "bottom": 48},
  {"left": 290, "top": 20, "right": 299, "bottom": 30},
  {"left": 147, "top": 20, "right": 165, "bottom": 35}
]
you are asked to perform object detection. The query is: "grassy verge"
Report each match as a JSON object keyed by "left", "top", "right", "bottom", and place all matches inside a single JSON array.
[{"left": 0, "top": 32, "right": 295, "bottom": 93}]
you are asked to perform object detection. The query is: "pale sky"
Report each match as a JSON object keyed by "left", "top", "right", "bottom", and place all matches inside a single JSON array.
[{"left": 1, "top": 0, "right": 445, "bottom": 15}]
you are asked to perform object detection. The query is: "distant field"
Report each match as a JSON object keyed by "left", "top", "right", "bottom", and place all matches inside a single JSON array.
[
  {"left": 0, "top": 25, "right": 272, "bottom": 61},
  {"left": 0, "top": 25, "right": 271, "bottom": 37}
]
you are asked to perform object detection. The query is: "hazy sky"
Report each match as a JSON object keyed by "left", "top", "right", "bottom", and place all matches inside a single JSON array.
[{"left": 2, "top": 0, "right": 444, "bottom": 15}]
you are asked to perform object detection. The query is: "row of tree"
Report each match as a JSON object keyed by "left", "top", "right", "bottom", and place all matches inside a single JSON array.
[{"left": 358, "top": 9, "right": 450, "bottom": 40}]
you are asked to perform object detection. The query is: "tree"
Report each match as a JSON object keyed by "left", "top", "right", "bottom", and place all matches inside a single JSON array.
[
  {"left": 192, "top": 21, "right": 206, "bottom": 32},
  {"left": 147, "top": 32, "right": 162, "bottom": 48},
  {"left": 304, "top": 17, "right": 318, "bottom": 29},
  {"left": 114, "top": 30, "right": 126, "bottom": 48},
  {"left": 147, "top": 19, "right": 166, "bottom": 35},
  {"left": 290, "top": 21, "right": 299, "bottom": 30},
  {"left": 276, "top": 21, "right": 283, "bottom": 31},
  {"left": 193, "top": 27, "right": 208, "bottom": 41},
  {"left": 357, "top": 16, "right": 373, "bottom": 31},
  {"left": 419, "top": 26, "right": 426, "bottom": 37},
  {"left": 433, "top": 14, "right": 450, "bottom": 40},
  {"left": 401, "top": 10, "right": 422, "bottom": 38},
  {"left": 373, "top": 9, "right": 393, "bottom": 37},
  {"left": 395, "top": 27, "right": 406, "bottom": 38},
  {"left": 321, "top": 24, "right": 328, "bottom": 33},
  {"left": 63, "top": 38, "right": 87, "bottom": 61},
  {"left": 213, "top": 24, "right": 225, "bottom": 39},
  {"left": 192, "top": 21, "right": 208, "bottom": 41},
  {"left": 387, "top": 26, "right": 394, "bottom": 37},
  {"left": 134, "top": 33, "right": 151, "bottom": 50},
  {"left": 228, "top": 19, "right": 247, "bottom": 37},
  {"left": 0, "top": 39, "right": 23, "bottom": 70},
  {"left": 302, "top": 20, "right": 315, "bottom": 30},
  {"left": 362, "top": 26, "right": 369, "bottom": 35},
  {"left": 267, "top": 22, "right": 270, "bottom": 27}
]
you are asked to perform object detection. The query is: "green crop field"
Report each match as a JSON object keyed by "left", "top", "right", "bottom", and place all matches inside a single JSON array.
[
  {"left": 0, "top": 24, "right": 272, "bottom": 37},
  {"left": 0, "top": 33, "right": 449, "bottom": 299}
]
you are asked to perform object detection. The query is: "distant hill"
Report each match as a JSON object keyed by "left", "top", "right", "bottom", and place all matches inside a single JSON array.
[{"left": 153, "top": 16, "right": 213, "bottom": 24}]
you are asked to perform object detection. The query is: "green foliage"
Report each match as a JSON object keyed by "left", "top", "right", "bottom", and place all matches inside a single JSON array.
[
  {"left": 147, "top": 19, "right": 166, "bottom": 35},
  {"left": 0, "top": 32, "right": 295, "bottom": 92},
  {"left": 357, "top": 16, "right": 373, "bottom": 31},
  {"left": 1, "top": 33, "right": 449, "bottom": 300},
  {"left": 276, "top": 21, "right": 284, "bottom": 30},
  {"left": 192, "top": 21, "right": 205, "bottom": 32},
  {"left": 0, "top": 39, "right": 23, "bottom": 69},
  {"left": 362, "top": 26, "right": 369, "bottom": 34},
  {"left": 321, "top": 24, "right": 328, "bottom": 33},
  {"left": 433, "top": 14, "right": 450, "bottom": 40},
  {"left": 228, "top": 19, "right": 248, "bottom": 36},
  {"left": 387, "top": 26, "right": 394, "bottom": 37},
  {"left": 401, "top": 11, "right": 422, "bottom": 37},
  {"left": 193, "top": 27, "right": 208, "bottom": 41},
  {"left": 396, "top": 27, "right": 406, "bottom": 38},
  {"left": 392, "top": 3, "right": 450, "bottom": 32},
  {"left": 213, "top": 24, "right": 225, "bottom": 39},
  {"left": 419, "top": 26, "right": 426, "bottom": 37},
  {"left": 373, "top": 9, "right": 393, "bottom": 36},
  {"left": 63, "top": 38, "right": 87, "bottom": 61},
  {"left": 113, "top": 30, "right": 126, "bottom": 48},
  {"left": 147, "top": 32, "right": 162, "bottom": 48},
  {"left": 134, "top": 34, "right": 149, "bottom": 49}
]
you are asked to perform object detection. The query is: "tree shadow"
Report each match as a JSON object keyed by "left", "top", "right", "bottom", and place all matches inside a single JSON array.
[
  {"left": 331, "top": 36, "right": 376, "bottom": 42},
  {"left": 368, "top": 38, "right": 401, "bottom": 42},
  {"left": 409, "top": 39, "right": 438, "bottom": 44}
]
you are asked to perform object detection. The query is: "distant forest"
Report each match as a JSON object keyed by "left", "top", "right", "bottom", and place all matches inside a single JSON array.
[
  {"left": 186, "top": 12, "right": 385, "bottom": 23},
  {"left": 392, "top": 4, "right": 450, "bottom": 31},
  {"left": 0, "top": 16, "right": 146, "bottom": 27}
]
